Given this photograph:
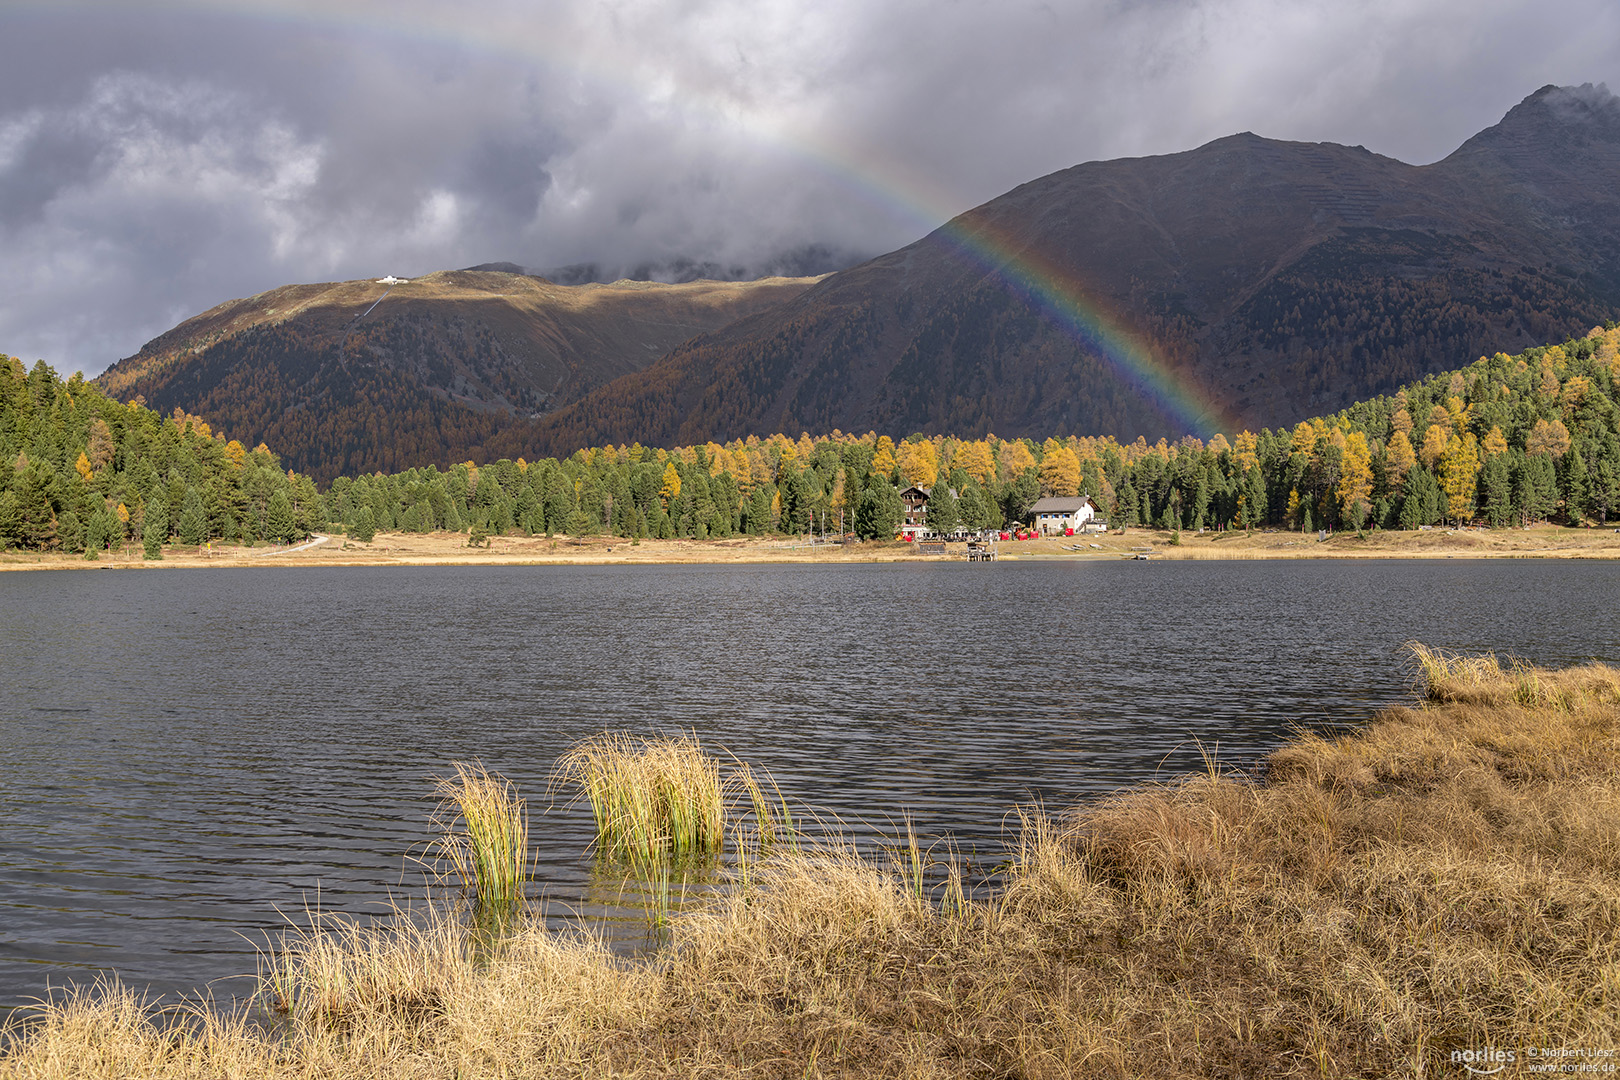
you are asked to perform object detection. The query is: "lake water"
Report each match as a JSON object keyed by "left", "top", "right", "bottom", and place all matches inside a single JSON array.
[{"left": 2, "top": 559, "right": 1617, "bottom": 1014}]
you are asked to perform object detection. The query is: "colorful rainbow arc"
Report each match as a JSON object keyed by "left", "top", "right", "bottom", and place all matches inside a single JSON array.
[{"left": 20, "top": 0, "right": 1241, "bottom": 439}]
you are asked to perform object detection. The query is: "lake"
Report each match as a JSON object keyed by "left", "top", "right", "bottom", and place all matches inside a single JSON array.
[{"left": 2, "top": 558, "right": 1617, "bottom": 1013}]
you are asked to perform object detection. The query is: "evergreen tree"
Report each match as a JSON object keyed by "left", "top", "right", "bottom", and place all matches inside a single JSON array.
[
  {"left": 566, "top": 507, "right": 595, "bottom": 536},
  {"left": 265, "top": 489, "right": 297, "bottom": 543},
  {"left": 745, "top": 486, "right": 772, "bottom": 535},
  {"left": 1516, "top": 455, "right": 1558, "bottom": 523},
  {"left": 1480, "top": 454, "right": 1514, "bottom": 528},
  {"left": 854, "top": 482, "right": 902, "bottom": 539},
  {"left": 0, "top": 490, "right": 24, "bottom": 550},
  {"left": 142, "top": 497, "right": 167, "bottom": 559},
  {"left": 928, "top": 483, "right": 959, "bottom": 534},
  {"left": 13, "top": 465, "right": 56, "bottom": 549},
  {"left": 56, "top": 510, "right": 83, "bottom": 553},
  {"left": 1115, "top": 476, "right": 1140, "bottom": 527},
  {"left": 85, "top": 508, "right": 117, "bottom": 552},
  {"left": 958, "top": 480, "right": 999, "bottom": 530},
  {"left": 177, "top": 487, "right": 209, "bottom": 545},
  {"left": 1399, "top": 466, "right": 1442, "bottom": 528},
  {"left": 349, "top": 505, "right": 377, "bottom": 542},
  {"left": 1563, "top": 444, "right": 1590, "bottom": 524},
  {"left": 999, "top": 468, "right": 1041, "bottom": 525}
]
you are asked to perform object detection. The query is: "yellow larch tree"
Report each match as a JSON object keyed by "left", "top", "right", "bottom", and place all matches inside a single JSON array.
[
  {"left": 1039, "top": 443, "right": 1081, "bottom": 497},
  {"left": 896, "top": 439, "right": 938, "bottom": 489},
  {"left": 1446, "top": 396, "right": 1472, "bottom": 435},
  {"left": 1538, "top": 362, "right": 1561, "bottom": 399},
  {"left": 1526, "top": 418, "right": 1571, "bottom": 458},
  {"left": 1481, "top": 426, "right": 1509, "bottom": 459},
  {"left": 1385, "top": 429, "right": 1416, "bottom": 488},
  {"left": 1419, "top": 424, "right": 1449, "bottom": 469},
  {"left": 998, "top": 440, "right": 1036, "bottom": 481},
  {"left": 1290, "top": 421, "right": 1317, "bottom": 456},
  {"left": 955, "top": 440, "right": 995, "bottom": 486},
  {"left": 87, "top": 417, "right": 116, "bottom": 473},
  {"left": 74, "top": 452, "right": 94, "bottom": 483},
  {"left": 1561, "top": 376, "right": 1593, "bottom": 414},
  {"left": 871, "top": 436, "right": 897, "bottom": 479},
  {"left": 1234, "top": 431, "right": 1259, "bottom": 472},
  {"left": 659, "top": 461, "right": 682, "bottom": 506},
  {"left": 1336, "top": 431, "right": 1374, "bottom": 526},
  {"left": 1438, "top": 431, "right": 1480, "bottom": 524}
]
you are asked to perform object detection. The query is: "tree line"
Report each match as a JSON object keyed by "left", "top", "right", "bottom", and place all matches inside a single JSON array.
[
  {"left": 0, "top": 358, "right": 319, "bottom": 557},
  {"left": 4, "top": 324, "right": 1618, "bottom": 555}
]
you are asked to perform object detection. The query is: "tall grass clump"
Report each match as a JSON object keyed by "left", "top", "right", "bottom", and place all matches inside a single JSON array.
[
  {"left": 432, "top": 761, "right": 529, "bottom": 920},
  {"left": 556, "top": 734, "right": 725, "bottom": 862}
]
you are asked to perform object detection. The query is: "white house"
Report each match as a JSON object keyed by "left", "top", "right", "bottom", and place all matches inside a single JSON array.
[{"left": 1030, "top": 495, "right": 1105, "bottom": 535}]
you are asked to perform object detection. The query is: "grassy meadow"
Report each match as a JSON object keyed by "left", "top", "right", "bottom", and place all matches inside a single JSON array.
[{"left": 4, "top": 649, "right": 1618, "bottom": 1078}]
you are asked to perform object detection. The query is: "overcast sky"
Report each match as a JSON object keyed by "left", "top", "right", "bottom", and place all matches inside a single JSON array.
[{"left": 0, "top": 0, "right": 1615, "bottom": 376}]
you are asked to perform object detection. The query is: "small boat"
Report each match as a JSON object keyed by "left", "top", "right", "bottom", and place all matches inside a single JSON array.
[{"left": 1132, "top": 551, "right": 1152, "bottom": 560}]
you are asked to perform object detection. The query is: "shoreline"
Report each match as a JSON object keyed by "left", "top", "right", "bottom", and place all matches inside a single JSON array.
[
  {"left": 4, "top": 650, "right": 1616, "bottom": 1077},
  {"left": 5, "top": 524, "right": 1620, "bottom": 571}
]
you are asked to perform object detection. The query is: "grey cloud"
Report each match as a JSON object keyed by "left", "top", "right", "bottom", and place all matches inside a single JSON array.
[{"left": 0, "top": 0, "right": 1616, "bottom": 375}]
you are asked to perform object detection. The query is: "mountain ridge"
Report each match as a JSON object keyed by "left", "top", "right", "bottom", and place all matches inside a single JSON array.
[
  {"left": 94, "top": 269, "right": 821, "bottom": 481},
  {"left": 527, "top": 84, "right": 1620, "bottom": 457}
]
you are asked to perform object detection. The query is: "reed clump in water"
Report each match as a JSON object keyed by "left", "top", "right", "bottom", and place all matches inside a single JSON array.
[
  {"left": 432, "top": 761, "right": 529, "bottom": 920},
  {"left": 6, "top": 649, "right": 1618, "bottom": 1078},
  {"left": 556, "top": 734, "right": 725, "bottom": 862}
]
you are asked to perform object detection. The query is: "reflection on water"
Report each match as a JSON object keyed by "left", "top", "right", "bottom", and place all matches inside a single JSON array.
[{"left": 2, "top": 559, "right": 1617, "bottom": 1011}]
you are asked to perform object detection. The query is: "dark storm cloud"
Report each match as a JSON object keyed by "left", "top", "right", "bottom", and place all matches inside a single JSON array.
[{"left": 0, "top": 0, "right": 1615, "bottom": 375}]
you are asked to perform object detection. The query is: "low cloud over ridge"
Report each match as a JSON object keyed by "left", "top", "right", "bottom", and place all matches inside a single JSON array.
[{"left": 0, "top": 0, "right": 1615, "bottom": 375}]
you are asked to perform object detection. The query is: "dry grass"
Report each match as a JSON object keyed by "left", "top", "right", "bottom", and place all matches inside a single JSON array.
[{"left": 6, "top": 650, "right": 1620, "bottom": 1077}]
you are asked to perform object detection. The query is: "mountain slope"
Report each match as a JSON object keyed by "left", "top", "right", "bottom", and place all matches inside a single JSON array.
[
  {"left": 530, "top": 84, "right": 1620, "bottom": 455},
  {"left": 95, "top": 270, "right": 818, "bottom": 481}
]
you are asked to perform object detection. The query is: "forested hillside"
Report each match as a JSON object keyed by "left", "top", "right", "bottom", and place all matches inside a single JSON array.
[{"left": 5, "top": 325, "right": 1618, "bottom": 555}]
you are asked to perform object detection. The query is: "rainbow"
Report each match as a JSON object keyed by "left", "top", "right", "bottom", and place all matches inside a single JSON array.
[{"left": 18, "top": 0, "right": 1241, "bottom": 438}]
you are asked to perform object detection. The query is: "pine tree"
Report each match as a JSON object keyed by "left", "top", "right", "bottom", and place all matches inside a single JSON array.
[
  {"left": 13, "top": 466, "right": 56, "bottom": 549},
  {"left": 928, "top": 483, "right": 959, "bottom": 534},
  {"left": 142, "top": 497, "right": 168, "bottom": 559},
  {"left": 265, "top": 489, "right": 297, "bottom": 543},
  {"left": 1563, "top": 444, "right": 1590, "bottom": 524},
  {"left": 1480, "top": 454, "right": 1513, "bottom": 527},
  {"left": 854, "top": 483, "right": 902, "bottom": 539},
  {"left": 0, "top": 490, "right": 19, "bottom": 550},
  {"left": 349, "top": 506, "right": 377, "bottom": 542},
  {"left": 57, "top": 510, "right": 83, "bottom": 553},
  {"left": 177, "top": 487, "right": 209, "bottom": 545}
]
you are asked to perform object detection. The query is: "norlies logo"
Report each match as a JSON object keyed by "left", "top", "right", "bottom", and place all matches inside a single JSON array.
[{"left": 1453, "top": 1047, "right": 1515, "bottom": 1074}]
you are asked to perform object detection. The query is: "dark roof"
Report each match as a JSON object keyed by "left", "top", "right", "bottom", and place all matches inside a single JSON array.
[{"left": 1030, "top": 496, "right": 1097, "bottom": 513}]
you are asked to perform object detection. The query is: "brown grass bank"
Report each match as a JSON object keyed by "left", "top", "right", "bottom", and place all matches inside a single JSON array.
[{"left": 5, "top": 651, "right": 1618, "bottom": 1078}]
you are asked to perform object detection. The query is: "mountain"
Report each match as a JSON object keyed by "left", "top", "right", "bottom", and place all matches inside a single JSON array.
[
  {"left": 95, "top": 269, "right": 818, "bottom": 482},
  {"left": 529, "top": 84, "right": 1620, "bottom": 456}
]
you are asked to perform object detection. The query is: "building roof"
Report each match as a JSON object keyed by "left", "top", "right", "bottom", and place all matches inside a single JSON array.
[{"left": 1030, "top": 496, "right": 1097, "bottom": 513}]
